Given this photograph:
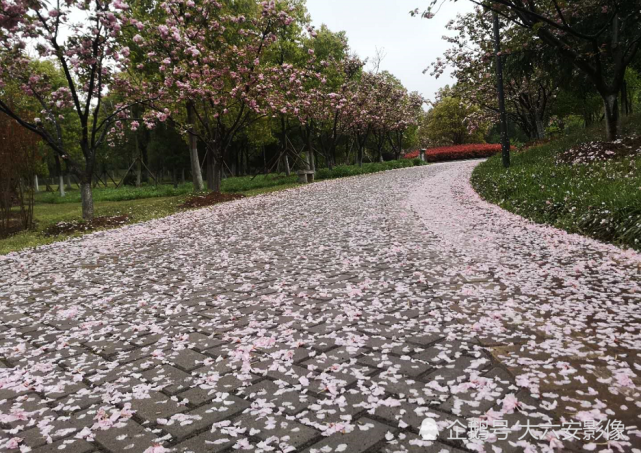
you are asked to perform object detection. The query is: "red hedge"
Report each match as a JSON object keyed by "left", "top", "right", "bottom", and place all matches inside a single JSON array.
[{"left": 404, "top": 144, "right": 509, "bottom": 163}]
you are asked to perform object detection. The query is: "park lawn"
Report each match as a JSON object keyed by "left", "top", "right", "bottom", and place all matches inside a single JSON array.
[
  {"left": 472, "top": 116, "right": 641, "bottom": 251},
  {"left": 35, "top": 159, "right": 422, "bottom": 204},
  {"left": 2, "top": 159, "right": 422, "bottom": 255},
  {"left": 34, "top": 175, "right": 298, "bottom": 204},
  {"left": 1, "top": 195, "right": 187, "bottom": 255}
]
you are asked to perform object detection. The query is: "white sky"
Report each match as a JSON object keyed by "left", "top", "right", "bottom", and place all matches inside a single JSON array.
[{"left": 306, "top": 0, "right": 474, "bottom": 102}]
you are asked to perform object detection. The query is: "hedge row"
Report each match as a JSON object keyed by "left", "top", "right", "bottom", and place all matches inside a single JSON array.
[{"left": 404, "top": 144, "right": 504, "bottom": 162}]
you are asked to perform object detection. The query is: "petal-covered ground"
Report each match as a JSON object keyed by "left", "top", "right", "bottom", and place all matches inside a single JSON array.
[{"left": 0, "top": 161, "right": 639, "bottom": 453}]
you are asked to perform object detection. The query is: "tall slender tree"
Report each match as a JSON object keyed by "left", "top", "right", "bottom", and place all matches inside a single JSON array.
[
  {"left": 414, "top": 0, "right": 641, "bottom": 140},
  {"left": 0, "top": 0, "right": 144, "bottom": 219}
]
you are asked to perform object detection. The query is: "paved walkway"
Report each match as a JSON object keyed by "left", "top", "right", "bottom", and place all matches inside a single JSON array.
[{"left": 1, "top": 161, "right": 639, "bottom": 453}]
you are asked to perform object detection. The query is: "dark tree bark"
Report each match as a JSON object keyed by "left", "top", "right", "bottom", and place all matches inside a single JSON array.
[
  {"left": 483, "top": 0, "right": 640, "bottom": 140},
  {"left": 206, "top": 148, "right": 215, "bottom": 191},
  {"left": 186, "top": 102, "right": 204, "bottom": 191},
  {"left": 54, "top": 154, "right": 65, "bottom": 197}
]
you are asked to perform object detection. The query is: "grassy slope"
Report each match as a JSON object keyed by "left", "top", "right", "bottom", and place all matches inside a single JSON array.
[
  {"left": 2, "top": 160, "right": 421, "bottom": 255},
  {"left": 472, "top": 117, "right": 641, "bottom": 251}
]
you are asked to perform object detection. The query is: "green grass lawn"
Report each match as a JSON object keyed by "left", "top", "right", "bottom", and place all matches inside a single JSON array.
[
  {"left": 2, "top": 159, "right": 422, "bottom": 255},
  {"left": 472, "top": 116, "right": 641, "bottom": 251}
]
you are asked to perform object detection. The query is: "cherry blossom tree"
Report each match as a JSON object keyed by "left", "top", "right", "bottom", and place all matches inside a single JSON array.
[
  {"left": 265, "top": 1, "right": 311, "bottom": 177},
  {"left": 414, "top": 0, "right": 641, "bottom": 141},
  {"left": 363, "top": 71, "right": 422, "bottom": 163},
  {"left": 0, "top": 0, "right": 140, "bottom": 219},
  {"left": 386, "top": 90, "right": 424, "bottom": 160},
  {"left": 344, "top": 71, "right": 377, "bottom": 167},
  {"left": 313, "top": 55, "right": 363, "bottom": 169},
  {"left": 121, "top": 0, "right": 297, "bottom": 192},
  {"left": 273, "top": 25, "right": 359, "bottom": 170},
  {"left": 432, "top": 9, "right": 558, "bottom": 140},
  {"left": 266, "top": 58, "right": 323, "bottom": 171}
]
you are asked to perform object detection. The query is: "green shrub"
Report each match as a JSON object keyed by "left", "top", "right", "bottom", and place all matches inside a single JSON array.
[
  {"left": 315, "top": 160, "right": 418, "bottom": 181},
  {"left": 472, "top": 116, "right": 641, "bottom": 251},
  {"left": 35, "top": 183, "right": 196, "bottom": 204},
  {"left": 35, "top": 160, "right": 422, "bottom": 206}
]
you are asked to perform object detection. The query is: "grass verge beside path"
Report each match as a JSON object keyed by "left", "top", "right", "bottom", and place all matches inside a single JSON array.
[
  {"left": 3, "top": 160, "right": 422, "bottom": 255},
  {"left": 36, "top": 159, "right": 421, "bottom": 204},
  {"left": 472, "top": 117, "right": 641, "bottom": 251}
]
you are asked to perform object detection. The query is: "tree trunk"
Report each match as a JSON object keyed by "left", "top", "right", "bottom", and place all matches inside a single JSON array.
[
  {"left": 136, "top": 159, "right": 142, "bottom": 187},
  {"left": 206, "top": 150, "right": 215, "bottom": 191},
  {"left": 357, "top": 146, "right": 364, "bottom": 167},
  {"left": 58, "top": 174, "right": 65, "bottom": 198},
  {"left": 603, "top": 94, "right": 620, "bottom": 141},
  {"left": 54, "top": 155, "right": 65, "bottom": 197},
  {"left": 187, "top": 102, "right": 204, "bottom": 191},
  {"left": 621, "top": 80, "right": 630, "bottom": 116},
  {"left": 213, "top": 158, "right": 223, "bottom": 193},
  {"left": 66, "top": 173, "right": 72, "bottom": 190},
  {"left": 331, "top": 147, "right": 337, "bottom": 169},
  {"left": 190, "top": 141, "right": 204, "bottom": 191},
  {"left": 135, "top": 127, "right": 142, "bottom": 187},
  {"left": 34, "top": 175, "right": 39, "bottom": 192},
  {"left": 279, "top": 115, "right": 291, "bottom": 176},
  {"left": 534, "top": 117, "right": 546, "bottom": 140},
  {"left": 80, "top": 182, "right": 94, "bottom": 220},
  {"left": 181, "top": 168, "right": 185, "bottom": 184},
  {"left": 263, "top": 146, "right": 267, "bottom": 174},
  {"left": 304, "top": 127, "right": 316, "bottom": 172},
  {"left": 346, "top": 138, "right": 354, "bottom": 165},
  {"left": 141, "top": 130, "right": 150, "bottom": 183},
  {"left": 305, "top": 151, "right": 312, "bottom": 170},
  {"left": 308, "top": 145, "right": 315, "bottom": 172}
]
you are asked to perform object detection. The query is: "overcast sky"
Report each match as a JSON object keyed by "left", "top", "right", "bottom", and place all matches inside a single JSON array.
[{"left": 306, "top": 0, "right": 474, "bottom": 102}]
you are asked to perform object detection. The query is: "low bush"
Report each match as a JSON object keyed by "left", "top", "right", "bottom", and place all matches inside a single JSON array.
[
  {"left": 316, "top": 159, "right": 421, "bottom": 180},
  {"left": 35, "top": 183, "right": 196, "bottom": 204},
  {"left": 472, "top": 116, "right": 641, "bottom": 251},
  {"left": 404, "top": 144, "right": 506, "bottom": 162},
  {"left": 4, "top": 159, "right": 425, "bottom": 254},
  {"left": 37, "top": 160, "right": 425, "bottom": 204}
]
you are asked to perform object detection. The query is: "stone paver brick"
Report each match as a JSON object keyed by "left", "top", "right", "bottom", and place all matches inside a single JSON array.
[
  {"left": 141, "top": 364, "right": 192, "bottom": 394},
  {"left": 300, "top": 417, "right": 389, "bottom": 453},
  {"left": 358, "top": 353, "right": 431, "bottom": 378},
  {"left": 2, "top": 162, "right": 637, "bottom": 453},
  {"left": 165, "top": 348, "right": 209, "bottom": 371},
  {"left": 236, "top": 413, "right": 320, "bottom": 447},
  {"left": 94, "top": 420, "right": 160, "bottom": 452},
  {"left": 381, "top": 433, "right": 469, "bottom": 453},
  {"left": 32, "top": 439, "right": 96, "bottom": 453},
  {"left": 129, "top": 390, "right": 187, "bottom": 422},
  {"left": 162, "top": 395, "right": 249, "bottom": 440},
  {"left": 173, "top": 432, "right": 234, "bottom": 452},
  {"left": 238, "top": 379, "right": 317, "bottom": 416}
]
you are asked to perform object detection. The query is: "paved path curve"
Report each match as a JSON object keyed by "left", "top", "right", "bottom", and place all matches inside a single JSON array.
[{"left": 1, "top": 161, "right": 639, "bottom": 453}]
